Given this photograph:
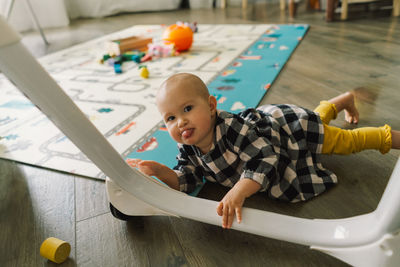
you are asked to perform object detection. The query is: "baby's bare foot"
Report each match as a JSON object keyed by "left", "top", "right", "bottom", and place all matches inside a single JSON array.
[
  {"left": 392, "top": 130, "right": 400, "bottom": 149},
  {"left": 328, "top": 91, "right": 359, "bottom": 124},
  {"left": 344, "top": 92, "right": 359, "bottom": 124}
]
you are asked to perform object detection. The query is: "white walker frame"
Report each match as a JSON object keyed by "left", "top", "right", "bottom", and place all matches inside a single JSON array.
[{"left": 1, "top": 16, "right": 399, "bottom": 266}]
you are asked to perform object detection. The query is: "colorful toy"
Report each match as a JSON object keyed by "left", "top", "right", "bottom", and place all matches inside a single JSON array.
[
  {"left": 139, "top": 66, "right": 149, "bottom": 79},
  {"left": 106, "top": 36, "right": 152, "bottom": 55},
  {"left": 101, "top": 51, "right": 146, "bottom": 74},
  {"left": 176, "top": 21, "right": 198, "bottom": 33},
  {"left": 101, "top": 24, "right": 196, "bottom": 73},
  {"left": 162, "top": 24, "right": 193, "bottom": 52},
  {"left": 40, "top": 237, "right": 71, "bottom": 264},
  {"left": 113, "top": 63, "right": 122, "bottom": 74},
  {"left": 122, "top": 51, "right": 145, "bottom": 63},
  {"left": 140, "top": 53, "right": 152, "bottom": 63},
  {"left": 146, "top": 43, "right": 177, "bottom": 58}
]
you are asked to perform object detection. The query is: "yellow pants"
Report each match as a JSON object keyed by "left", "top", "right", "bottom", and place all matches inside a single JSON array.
[{"left": 314, "top": 101, "right": 392, "bottom": 155}]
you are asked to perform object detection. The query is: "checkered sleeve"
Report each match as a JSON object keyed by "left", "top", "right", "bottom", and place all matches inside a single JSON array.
[
  {"left": 225, "top": 117, "right": 278, "bottom": 191},
  {"left": 173, "top": 145, "right": 205, "bottom": 193}
]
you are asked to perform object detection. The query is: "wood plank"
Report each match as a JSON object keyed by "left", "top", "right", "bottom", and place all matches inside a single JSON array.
[
  {"left": 76, "top": 213, "right": 188, "bottom": 266},
  {"left": 0, "top": 160, "right": 76, "bottom": 266},
  {"left": 168, "top": 209, "right": 348, "bottom": 266},
  {"left": 75, "top": 177, "right": 109, "bottom": 222}
]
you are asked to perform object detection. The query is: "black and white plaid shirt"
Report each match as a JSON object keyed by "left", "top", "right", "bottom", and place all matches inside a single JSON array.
[{"left": 173, "top": 104, "right": 337, "bottom": 202}]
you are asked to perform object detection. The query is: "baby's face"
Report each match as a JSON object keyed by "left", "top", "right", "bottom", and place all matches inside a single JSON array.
[{"left": 157, "top": 83, "right": 217, "bottom": 153}]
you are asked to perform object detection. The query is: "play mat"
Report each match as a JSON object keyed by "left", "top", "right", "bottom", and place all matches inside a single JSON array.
[{"left": 0, "top": 24, "right": 309, "bottom": 179}]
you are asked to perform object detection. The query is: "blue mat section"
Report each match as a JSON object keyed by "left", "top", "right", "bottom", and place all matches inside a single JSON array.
[{"left": 126, "top": 24, "right": 309, "bottom": 195}]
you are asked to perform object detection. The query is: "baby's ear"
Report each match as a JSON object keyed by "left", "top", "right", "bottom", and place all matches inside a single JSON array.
[{"left": 208, "top": 95, "right": 217, "bottom": 112}]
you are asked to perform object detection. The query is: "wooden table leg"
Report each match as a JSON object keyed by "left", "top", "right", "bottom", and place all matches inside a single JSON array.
[
  {"left": 326, "top": 0, "right": 336, "bottom": 22},
  {"left": 221, "top": 0, "right": 226, "bottom": 8},
  {"left": 242, "top": 0, "right": 248, "bottom": 9},
  {"left": 280, "top": 0, "right": 286, "bottom": 10},
  {"left": 394, "top": 0, "right": 400, "bottom": 16},
  {"left": 289, "top": 0, "right": 296, "bottom": 17}
]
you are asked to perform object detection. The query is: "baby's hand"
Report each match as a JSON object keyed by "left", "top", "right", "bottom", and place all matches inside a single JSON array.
[
  {"left": 126, "top": 159, "right": 162, "bottom": 177},
  {"left": 216, "top": 188, "right": 246, "bottom": 229},
  {"left": 216, "top": 178, "right": 261, "bottom": 229}
]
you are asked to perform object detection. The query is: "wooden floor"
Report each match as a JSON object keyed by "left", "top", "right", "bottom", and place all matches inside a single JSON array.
[{"left": 1, "top": 3, "right": 399, "bottom": 267}]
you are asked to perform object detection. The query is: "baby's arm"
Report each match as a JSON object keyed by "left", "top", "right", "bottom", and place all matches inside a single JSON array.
[
  {"left": 126, "top": 159, "right": 179, "bottom": 190},
  {"left": 216, "top": 178, "right": 261, "bottom": 229}
]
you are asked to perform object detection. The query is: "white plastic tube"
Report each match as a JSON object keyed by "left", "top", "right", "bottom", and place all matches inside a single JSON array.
[{"left": 0, "top": 15, "right": 399, "bottom": 249}]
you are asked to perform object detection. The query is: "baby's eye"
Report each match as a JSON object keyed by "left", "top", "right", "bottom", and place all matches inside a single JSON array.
[
  {"left": 184, "top": 105, "right": 192, "bottom": 112},
  {"left": 166, "top": 115, "right": 175, "bottom": 122}
]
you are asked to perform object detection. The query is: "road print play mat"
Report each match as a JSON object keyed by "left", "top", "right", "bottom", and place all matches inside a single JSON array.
[{"left": 0, "top": 24, "right": 309, "bottom": 179}]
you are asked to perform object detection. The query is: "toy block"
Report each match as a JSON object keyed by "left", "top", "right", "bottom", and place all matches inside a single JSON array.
[
  {"left": 113, "top": 63, "right": 122, "bottom": 74},
  {"left": 40, "top": 237, "right": 71, "bottom": 264},
  {"left": 106, "top": 36, "right": 152, "bottom": 55},
  {"left": 139, "top": 66, "right": 149, "bottom": 79},
  {"left": 122, "top": 51, "right": 145, "bottom": 63}
]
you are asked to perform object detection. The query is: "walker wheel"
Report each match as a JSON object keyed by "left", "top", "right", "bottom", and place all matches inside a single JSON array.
[{"left": 109, "top": 203, "right": 136, "bottom": 221}]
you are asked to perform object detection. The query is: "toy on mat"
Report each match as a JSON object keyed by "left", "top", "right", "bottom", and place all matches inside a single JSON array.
[
  {"left": 113, "top": 62, "right": 122, "bottom": 74},
  {"left": 176, "top": 21, "right": 198, "bottom": 33},
  {"left": 40, "top": 237, "right": 71, "bottom": 264},
  {"left": 139, "top": 66, "right": 149, "bottom": 79},
  {"left": 122, "top": 51, "right": 145, "bottom": 63},
  {"left": 106, "top": 36, "right": 152, "bottom": 55},
  {"left": 162, "top": 24, "right": 193, "bottom": 52},
  {"left": 146, "top": 43, "right": 177, "bottom": 58},
  {"left": 101, "top": 51, "right": 146, "bottom": 74}
]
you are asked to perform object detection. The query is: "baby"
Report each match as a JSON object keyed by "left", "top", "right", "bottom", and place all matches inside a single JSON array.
[{"left": 130, "top": 73, "right": 400, "bottom": 229}]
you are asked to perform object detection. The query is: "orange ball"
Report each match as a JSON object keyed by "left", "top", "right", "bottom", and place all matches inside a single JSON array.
[{"left": 162, "top": 24, "right": 193, "bottom": 52}]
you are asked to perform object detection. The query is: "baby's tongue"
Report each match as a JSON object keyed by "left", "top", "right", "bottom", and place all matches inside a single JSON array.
[{"left": 182, "top": 129, "right": 193, "bottom": 138}]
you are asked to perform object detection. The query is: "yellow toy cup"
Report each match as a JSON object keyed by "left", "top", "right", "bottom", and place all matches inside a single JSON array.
[{"left": 40, "top": 237, "right": 71, "bottom": 264}]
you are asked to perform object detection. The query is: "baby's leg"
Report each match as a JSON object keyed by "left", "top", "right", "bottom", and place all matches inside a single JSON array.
[
  {"left": 327, "top": 92, "right": 359, "bottom": 124},
  {"left": 314, "top": 101, "right": 337, "bottom": 124},
  {"left": 322, "top": 124, "right": 392, "bottom": 154}
]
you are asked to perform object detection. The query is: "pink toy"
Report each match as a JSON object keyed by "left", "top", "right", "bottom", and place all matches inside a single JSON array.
[
  {"left": 146, "top": 43, "right": 178, "bottom": 58},
  {"left": 176, "top": 21, "right": 198, "bottom": 33}
]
